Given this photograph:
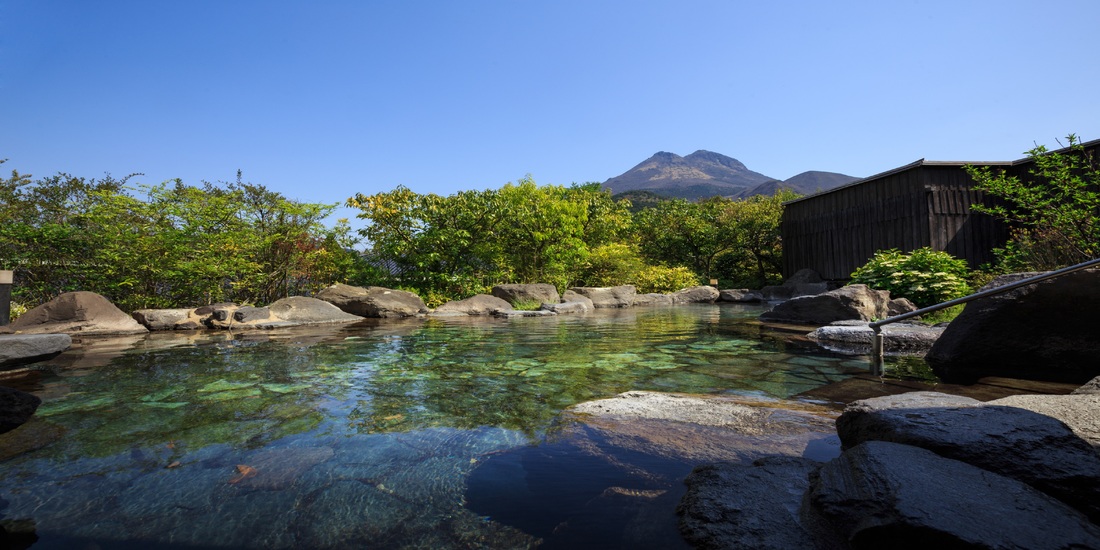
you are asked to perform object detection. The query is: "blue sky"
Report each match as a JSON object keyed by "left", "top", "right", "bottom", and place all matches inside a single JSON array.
[{"left": 3, "top": 0, "right": 1098, "bottom": 225}]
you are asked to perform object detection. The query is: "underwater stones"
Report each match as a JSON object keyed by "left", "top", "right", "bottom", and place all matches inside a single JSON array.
[
  {"left": 0, "top": 333, "right": 71, "bottom": 369},
  {"left": 561, "top": 391, "right": 839, "bottom": 463},
  {"left": 431, "top": 294, "right": 512, "bottom": 315},
  {"left": 568, "top": 285, "right": 637, "bottom": 308},
  {"left": 233, "top": 446, "right": 335, "bottom": 490},
  {"left": 836, "top": 391, "right": 1100, "bottom": 522},
  {"left": 678, "top": 457, "right": 834, "bottom": 550},
  {"left": 491, "top": 283, "right": 560, "bottom": 307},
  {"left": 808, "top": 441, "right": 1100, "bottom": 550},
  {"left": 671, "top": 285, "right": 720, "bottom": 304},
  {"left": 316, "top": 283, "right": 428, "bottom": 318},
  {"left": 0, "top": 386, "right": 41, "bottom": 434},
  {"left": 9, "top": 291, "right": 148, "bottom": 335},
  {"left": 926, "top": 268, "right": 1100, "bottom": 384}
]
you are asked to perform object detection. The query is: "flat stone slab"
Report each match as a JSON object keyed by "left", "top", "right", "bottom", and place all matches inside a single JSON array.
[
  {"left": 836, "top": 391, "right": 1100, "bottom": 521},
  {"left": 0, "top": 334, "right": 72, "bottom": 369},
  {"left": 807, "top": 322, "right": 944, "bottom": 355}
]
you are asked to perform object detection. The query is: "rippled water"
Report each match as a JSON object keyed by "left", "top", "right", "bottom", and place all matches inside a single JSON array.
[{"left": 0, "top": 304, "right": 877, "bottom": 549}]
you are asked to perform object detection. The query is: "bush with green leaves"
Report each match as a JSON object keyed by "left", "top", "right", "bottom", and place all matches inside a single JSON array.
[{"left": 849, "top": 248, "right": 971, "bottom": 308}]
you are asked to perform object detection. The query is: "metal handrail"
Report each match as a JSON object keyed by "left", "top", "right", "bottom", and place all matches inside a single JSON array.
[{"left": 868, "top": 256, "right": 1100, "bottom": 373}]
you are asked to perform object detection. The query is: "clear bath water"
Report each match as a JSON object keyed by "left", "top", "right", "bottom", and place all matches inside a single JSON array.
[{"left": 0, "top": 304, "right": 880, "bottom": 549}]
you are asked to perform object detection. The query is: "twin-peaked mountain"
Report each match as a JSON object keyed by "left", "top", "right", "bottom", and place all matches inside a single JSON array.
[{"left": 602, "top": 150, "right": 858, "bottom": 201}]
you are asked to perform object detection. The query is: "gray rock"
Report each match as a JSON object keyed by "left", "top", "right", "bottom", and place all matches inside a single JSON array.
[
  {"left": 0, "top": 386, "right": 41, "bottom": 434},
  {"left": 266, "top": 297, "right": 365, "bottom": 325},
  {"left": 568, "top": 285, "right": 637, "bottom": 308},
  {"left": 810, "top": 441, "right": 1100, "bottom": 549},
  {"left": 807, "top": 322, "right": 945, "bottom": 354},
  {"left": 836, "top": 391, "right": 1100, "bottom": 521},
  {"left": 132, "top": 308, "right": 197, "bottom": 330},
  {"left": 886, "top": 297, "right": 918, "bottom": 317},
  {"left": 760, "top": 284, "right": 794, "bottom": 301},
  {"left": 632, "top": 293, "right": 673, "bottom": 306},
  {"left": 1073, "top": 376, "right": 1100, "bottom": 395},
  {"left": 671, "top": 285, "right": 720, "bottom": 304},
  {"left": 233, "top": 306, "right": 271, "bottom": 323},
  {"left": 989, "top": 393, "right": 1100, "bottom": 451},
  {"left": 539, "top": 301, "right": 589, "bottom": 314},
  {"left": 786, "top": 268, "right": 824, "bottom": 286},
  {"left": 678, "top": 457, "right": 841, "bottom": 550},
  {"left": 718, "top": 289, "right": 764, "bottom": 303},
  {"left": 493, "top": 309, "right": 556, "bottom": 318},
  {"left": 431, "top": 294, "right": 512, "bottom": 316},
  {"left": 925, "top": 268, "right": 1100, "bottom": 384},
  {"left": 561, "top": 290, "right": 595, "bottom": 310},
  {"left": 8, "top": 291, "right": 148, "bottom": 335},
  {"left": 490, "top": 283, "right": 560, "bottom": 307},
  {"left": 316, "top": 283, "right": 429, "bottom": 318},
  {"left": 760, "top": 284, "right": 893, "bottom": 325},
  {"left": 0, "top": 333, "right": 72, "bottom": 369}
]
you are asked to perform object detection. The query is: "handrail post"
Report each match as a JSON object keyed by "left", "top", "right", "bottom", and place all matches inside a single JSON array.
[
  {"left": 870, "top": 324, "right": 884, "bottom": 376},
  {"left": 0, "top": 270, "right": 12, "bottom": 326}
]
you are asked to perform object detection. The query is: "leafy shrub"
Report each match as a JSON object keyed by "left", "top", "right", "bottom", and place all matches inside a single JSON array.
[
  {"left": 849, "top": 248, "right": 971, "bottom": 308},
  {"left": 634, "top": 265, "right": 701, "bottom": 294},
  {"left": 8, "top": 301, "right": 28, "bottom": 323},
  {"left": 580, "top": 243, "right": 645, "bottom": 287}
]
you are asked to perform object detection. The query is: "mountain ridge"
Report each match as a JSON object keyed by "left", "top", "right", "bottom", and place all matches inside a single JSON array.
[{"left": 602, "top": 150, "right": 859, "bottom": 202}]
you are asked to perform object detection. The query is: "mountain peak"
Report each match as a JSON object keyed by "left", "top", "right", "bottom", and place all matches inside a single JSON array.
[{"left": 603, "top": 149, "right": 773, "bottom": 200}]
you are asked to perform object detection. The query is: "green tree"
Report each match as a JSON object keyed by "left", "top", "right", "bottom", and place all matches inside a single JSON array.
[
  {"left": 966, "top": 134, "right": 1100, "bottom": 270},
  {"left": 632, "top": 198, "right": 730, "bottom": 279}
]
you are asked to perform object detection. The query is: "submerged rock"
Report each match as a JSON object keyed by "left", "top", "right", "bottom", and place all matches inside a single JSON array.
[
  {"left": 0, "top": 333, "right": 72, "bottom": 369},
  {"left": 0, "top": 386, "right": 41, "bottom": 434},
  {"left": 809, "top": 441, "right": 1100, "bottom": 549},
  {"left": 9, "top": 291, "right": 148, "bottom": 335},
  {"left": 679, "top": 457, "right": 840, "bottom": 550}
]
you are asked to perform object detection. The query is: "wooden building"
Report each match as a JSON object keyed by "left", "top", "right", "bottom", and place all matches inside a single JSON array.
[{"left": 780, "top": 138, "right": 1100, "bottom": 280}]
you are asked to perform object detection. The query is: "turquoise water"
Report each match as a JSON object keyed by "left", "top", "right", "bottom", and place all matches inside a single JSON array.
[{"left": 0, "top": 304, "right": 872, "bottom": 548}]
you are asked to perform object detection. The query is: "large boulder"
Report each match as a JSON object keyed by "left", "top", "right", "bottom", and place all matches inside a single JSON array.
[
  {"left": 760, "top": 268, "right": 831, "bottom": 301},
  {"left": 925, "top": 268, "right": 1100, "bottom": 384},
  {"left": 670, "top": 286, "right": 720, "bottom": 304},
  {"left": 490, "top": 284, "right": 560, "bottom": 307},
  {"left": 761, "top": 284, "right": 912, "bottom": 325},
  {"left": 539, "top": 301, "right": 590, "bottom": 314},
  {"left": 568, "top": 285, "right": 637, "bottom": 308},
  {"left": 988, "top": 393, "right": 1100, "bottom": 451},
  {"left": 718, "top": 289, "right": 764, "bottom": 303},
  {"left": 561, "top": 290, "right": 595, "bottom": 310},
  {"left": 0, "top": 334, "right": 72, "bottom": 369},
  {"left": 266, "top": 297, "right": 365, "bottom": 325},
  {"left": 808, "top": 441, "right": 1100, "bottom": 549},
  {"left": 0, "top": 386, "right": 41, "bottom": 434},
  {"left": 431, "top": 294, "right": 512, "bottom": 316},
  {"left": 836, "top": 391, "right": 1100, "bottom": 521},
  {"left": 632, "top": 293, "right": 673, "bottom": 307},
  {"left": 678, "top": 457, "right": 840, "bottom": 550},
  {"left": 8, "top": 291, "right": 148, "bottom": 335},
  {"left": 316, "top": 284, "right": 428, "bottom": 318}
]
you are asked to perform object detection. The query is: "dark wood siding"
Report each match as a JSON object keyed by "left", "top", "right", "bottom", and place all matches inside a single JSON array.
[{"left": 782, "top": 163, "right": 1008, "bottom": 280}]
